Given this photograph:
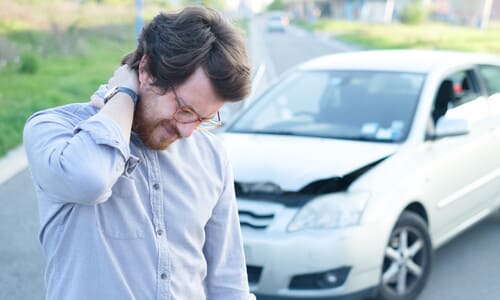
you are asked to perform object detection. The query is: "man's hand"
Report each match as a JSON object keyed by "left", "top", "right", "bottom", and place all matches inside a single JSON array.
[
  {"left": 91, "top": 65, "right": 139, "bottom": 108},
  {"left": 95, "top": 65, "right": 139, "bottom": 144},
  {"left": 108, "top": 64, "right": 139, "bottom": 93}
]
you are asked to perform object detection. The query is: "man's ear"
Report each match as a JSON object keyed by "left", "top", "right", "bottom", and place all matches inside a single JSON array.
[{"left": 138, "top": 55, "right": 151, "bottom": 85}]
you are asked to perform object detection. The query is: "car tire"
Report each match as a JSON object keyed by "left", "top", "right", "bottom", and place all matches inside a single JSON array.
[{"left": 376, "top": 211, "right": 432, "bottom": 300}]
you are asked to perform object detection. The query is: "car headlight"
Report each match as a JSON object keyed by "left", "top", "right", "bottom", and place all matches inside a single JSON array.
[{"left": 287, "top": 191, "right": 370, "bottom": 232}]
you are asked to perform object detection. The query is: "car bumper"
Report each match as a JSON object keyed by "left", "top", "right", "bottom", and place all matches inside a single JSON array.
[
  {"left": 255, "top": 287, "right": 377, "bottom": 300},
  {"left": 242, "top": 224, "right": 386, "bottom": 299},
  {"left": 267, "top": 25, "right": 286, "bottom": 31}
]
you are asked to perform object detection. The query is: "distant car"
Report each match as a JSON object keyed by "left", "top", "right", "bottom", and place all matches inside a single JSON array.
[
  {"left": 267, "top": 13, "right": 289, "bottom": 32},
  {"left": 220, "top": 50, "right": 500, "bottom": 300}
]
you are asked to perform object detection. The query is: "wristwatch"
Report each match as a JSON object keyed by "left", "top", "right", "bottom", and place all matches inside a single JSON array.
[{"left": 103, "top": 86, "right": 139, "bottom": 108}]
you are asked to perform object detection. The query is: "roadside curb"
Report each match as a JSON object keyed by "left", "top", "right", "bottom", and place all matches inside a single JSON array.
[
  {"left": 289, "top": 25, "right": 362, "bottom": 53},
  {"left": 0, "top": 145, "right": 27, "bottom": 185},
  {"left": 312, "top": 31, "right": 363, "bottom": 52}
]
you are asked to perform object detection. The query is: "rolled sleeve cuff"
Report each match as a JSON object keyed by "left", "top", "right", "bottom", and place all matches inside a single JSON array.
[{"left": 74, "top": 113, "right": 130, "bottom": 160}]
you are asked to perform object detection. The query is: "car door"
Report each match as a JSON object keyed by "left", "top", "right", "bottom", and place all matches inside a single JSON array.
[
  {"left": 478, "top": 64, "right": 500, "bottom": 209},
  {"left": 422, "top": 68, "right": 494, "bottom": 244}
]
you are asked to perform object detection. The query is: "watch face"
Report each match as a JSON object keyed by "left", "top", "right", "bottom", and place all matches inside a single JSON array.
[
  {"left": 103, "top": 86, "right": 138, "bottom": 107},
  {"left": 104, "top": 87, "right": 118, "bottom": 103}
]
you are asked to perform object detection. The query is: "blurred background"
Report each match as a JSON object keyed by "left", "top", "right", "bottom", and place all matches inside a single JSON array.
[
  {"left": 1, "top": 0, "right": 499, "bottom": 299},
  {"left": 1, "top": 0, "right": 500, "bottom": 157}
]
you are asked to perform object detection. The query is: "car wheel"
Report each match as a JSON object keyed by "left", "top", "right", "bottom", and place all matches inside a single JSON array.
[{"left": 377, "top": 211, "right": 432, "bottom": 300}]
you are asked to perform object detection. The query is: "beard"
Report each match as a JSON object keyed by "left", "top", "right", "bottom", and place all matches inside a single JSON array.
[{"left": 132, "top": 101, "right": 180, "bottom": 151}]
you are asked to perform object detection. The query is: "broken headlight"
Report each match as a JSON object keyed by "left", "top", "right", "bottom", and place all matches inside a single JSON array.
[{"left": 287, "top": 191, "right": 370, "bottom": 232}]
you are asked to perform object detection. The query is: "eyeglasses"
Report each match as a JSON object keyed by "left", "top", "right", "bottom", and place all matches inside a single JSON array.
[{"left": 171, "top": 88, "right": 222, "bottom": 131}]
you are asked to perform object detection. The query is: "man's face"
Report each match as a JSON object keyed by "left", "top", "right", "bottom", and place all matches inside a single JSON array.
[{"left": 132, "top": 66, "right": 224, "bottom": 150}]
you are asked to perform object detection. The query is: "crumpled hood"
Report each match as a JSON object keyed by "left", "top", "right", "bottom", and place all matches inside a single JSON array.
[{"left": 220, "top": 133, "right": 400, "bottom": 191}]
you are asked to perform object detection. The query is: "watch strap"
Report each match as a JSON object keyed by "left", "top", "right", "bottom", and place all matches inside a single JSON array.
[{"left": 104, "top": 86, "right": 139, "bottom": 108}]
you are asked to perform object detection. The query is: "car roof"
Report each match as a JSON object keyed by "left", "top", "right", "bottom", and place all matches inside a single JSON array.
[{"left": 299, "top": 49, "right": 500, "bottom": 73}]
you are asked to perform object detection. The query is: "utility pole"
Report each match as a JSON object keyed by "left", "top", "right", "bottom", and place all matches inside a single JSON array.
[
  {"left": 480, "top": 0, "right": 493, "bottom": 30},
  {"left": 384, "top": 0, "right": 394, "bottom": 23},
  {"left": 136, "top": 0, "right": 144, "bottom": 41}
]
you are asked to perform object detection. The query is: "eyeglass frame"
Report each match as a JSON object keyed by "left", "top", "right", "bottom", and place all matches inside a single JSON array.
[{"left": 171, "top": 88, "right": 222, "bottom": 130}]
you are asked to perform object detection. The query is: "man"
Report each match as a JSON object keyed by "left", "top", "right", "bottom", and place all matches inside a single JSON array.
[{"left": 23, "top": 6, "right": 254, "bottom": 300}]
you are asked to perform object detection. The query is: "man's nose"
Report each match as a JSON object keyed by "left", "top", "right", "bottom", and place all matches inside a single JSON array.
[{"left": 177, "top": 122, "right": 199, "bottom": 138}]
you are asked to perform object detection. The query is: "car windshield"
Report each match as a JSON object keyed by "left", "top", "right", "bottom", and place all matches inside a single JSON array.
[{"left": 228, "top": 70, "right": 425, "bottom": 143}]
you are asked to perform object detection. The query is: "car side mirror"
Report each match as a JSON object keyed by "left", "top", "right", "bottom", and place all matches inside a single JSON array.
[{"left": 434, "top": 117, "right": 470, "bottom": 138}]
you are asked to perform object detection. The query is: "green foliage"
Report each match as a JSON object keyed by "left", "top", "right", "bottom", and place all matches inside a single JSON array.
[
  {"left": 19, "top": 52, "right": 38, "bottom": 74},
  {"left": 293, "top": 18, "right": 500, "bottom": 54},
  {"left": 149, "top": 0, "right": 170, "bottom": 5},
  {"left": 0, "top": 1, "right": 173, "bottom": 156},
  {"left": 80, "top": 0, "right": 132, "bottom": 4},
  {"left": 233, "top": 18, "right": 249, "bottom": 37},
  {"left": 267, "top": 0, "right": 285, "bottom": 11},
  {"left": 182, "top": 0, "right": 225, "bottom": 9},
  {"left": 0, "top": 36, "right": 18, "bottom": 68},
  {"left": 0, "top": 25, "right": 136, "bottom": 156},
  {"left": 399, "top": 2, "right": 427, "bottom": 25},
  {"left": 11, "top": 0, "right": 66, "bottom": 3}
]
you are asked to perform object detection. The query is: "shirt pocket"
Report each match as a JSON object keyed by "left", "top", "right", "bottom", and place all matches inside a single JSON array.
[{"left": 95, "top": 175, "right": 148, "bottom": 239}]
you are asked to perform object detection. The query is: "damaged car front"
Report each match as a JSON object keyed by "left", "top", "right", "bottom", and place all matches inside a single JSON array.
[
  {"left": 223, "top": 134, "right": 401, "bottom": 299},
  {"left": 219, "top": 63, "right": 424, "bottom": 299}
]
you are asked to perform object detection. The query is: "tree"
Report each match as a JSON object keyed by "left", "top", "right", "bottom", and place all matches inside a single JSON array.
[
  {"left": 267, "top": 0, "right": 285, "bottom": 12},
  {"left": 399, "top": 1, "right": 427, "bottom": 25}
]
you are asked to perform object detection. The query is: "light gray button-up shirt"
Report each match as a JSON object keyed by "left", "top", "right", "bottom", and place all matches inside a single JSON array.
[{"left": 23, "top": 102, "right": 252, "bottom": 300}]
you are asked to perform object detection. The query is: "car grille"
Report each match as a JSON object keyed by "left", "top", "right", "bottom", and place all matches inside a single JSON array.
[
  {"left": 246, "top": 265, "right": 263, "bottom": 284},
  {"left": 238, "top": 210, "right": 275, "bottom": 229}
]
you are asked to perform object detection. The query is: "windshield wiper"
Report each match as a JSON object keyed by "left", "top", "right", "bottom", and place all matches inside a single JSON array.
[
  {"left": 253, "top": 130, "right": 300, "bottom": 136},
  {"left": 348, "top": 135, "right": 396, "bottom": 143}
]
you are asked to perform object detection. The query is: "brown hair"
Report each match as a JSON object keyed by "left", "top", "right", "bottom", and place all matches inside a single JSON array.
[{"left": 121, "top": 6, "right": 251, "bottom": 102}]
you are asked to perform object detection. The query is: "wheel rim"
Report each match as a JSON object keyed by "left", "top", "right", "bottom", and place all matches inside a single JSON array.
[{"left": 381, "top": 226, "right": 428, "bottom": 296}]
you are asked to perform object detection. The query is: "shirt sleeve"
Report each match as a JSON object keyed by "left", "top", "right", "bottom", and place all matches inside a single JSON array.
[
  {"left": 203, "top": 159, "right": 253, "bottom": 300},
  {"left": 23, "top": 108, "right": 132, "bottom": 205}
]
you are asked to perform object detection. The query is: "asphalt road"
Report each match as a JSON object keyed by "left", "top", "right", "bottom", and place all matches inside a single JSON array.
[
  {"left": 0, "top": 169, "right": 45, "bottom": 300},
  {"left": 2, "top": 168, "right": 500, "bottom": 300},
  {"left": 1, "top": 15, "right": 500, "bottom": 300},
  {"left": 247, "top": 15, "right": 357, "bottom": 96}
]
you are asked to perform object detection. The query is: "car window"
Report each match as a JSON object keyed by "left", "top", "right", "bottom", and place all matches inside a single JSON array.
[
  {"left": 229, "top": 70, "right": 424, "bottom": 143},
  {"left": 478, "top": 65, "right": 500, "bottom": 95},
  {"left": 431, "top": 70, "right": 481, "bottom": 125},
  {"left": 432, "top": 69, "right": 488, "bottom": 126},
  {"left": 446, "top": 70, "right": 481, "bottom": 108},
  {"left": 232, "top": 72, "right": 327, "bottom": 130}
]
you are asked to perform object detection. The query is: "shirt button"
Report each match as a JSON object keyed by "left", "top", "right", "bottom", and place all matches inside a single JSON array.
[
  {"left": 161, "top": 273, "right": 167, "bottom": 280},
  {"left": 153, "top": 183, "right": 160, "bottom": 190},
  {"left": 157, "top": 229, "right": 163, "bottom": 236}
]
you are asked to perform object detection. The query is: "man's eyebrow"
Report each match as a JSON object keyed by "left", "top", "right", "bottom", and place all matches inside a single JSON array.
[
  {"left": 176, "top": 94, "right": 199, "bottom": 113},
  {"left": 178, "top": 94, "right": 216, "bottom": 120}
]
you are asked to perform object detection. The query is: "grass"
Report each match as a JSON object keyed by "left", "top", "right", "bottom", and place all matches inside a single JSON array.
[
  {"left": 0, "top": 1, "right": 251, "bottom": 157},
  {"left": 0, "top": 2, "right": 145, "bottom": 156},
  {"left": 0, "top": 26, "right": 137, "bottom": 156},
  {"left": 293, "top": 19, "right": 500, "bottom": 54}
]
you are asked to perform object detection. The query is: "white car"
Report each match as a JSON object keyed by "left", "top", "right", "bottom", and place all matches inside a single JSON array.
[
  {"left": 220, "top": 50, "right": 500, "bottom": 300},
  {"left": 267, "top": 13, "right": 289, "bottom": 32}
]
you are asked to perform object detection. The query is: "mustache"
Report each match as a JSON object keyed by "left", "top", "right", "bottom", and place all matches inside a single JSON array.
[{"left": 159, "top": 119, "right": 181, "bottom": 138}]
